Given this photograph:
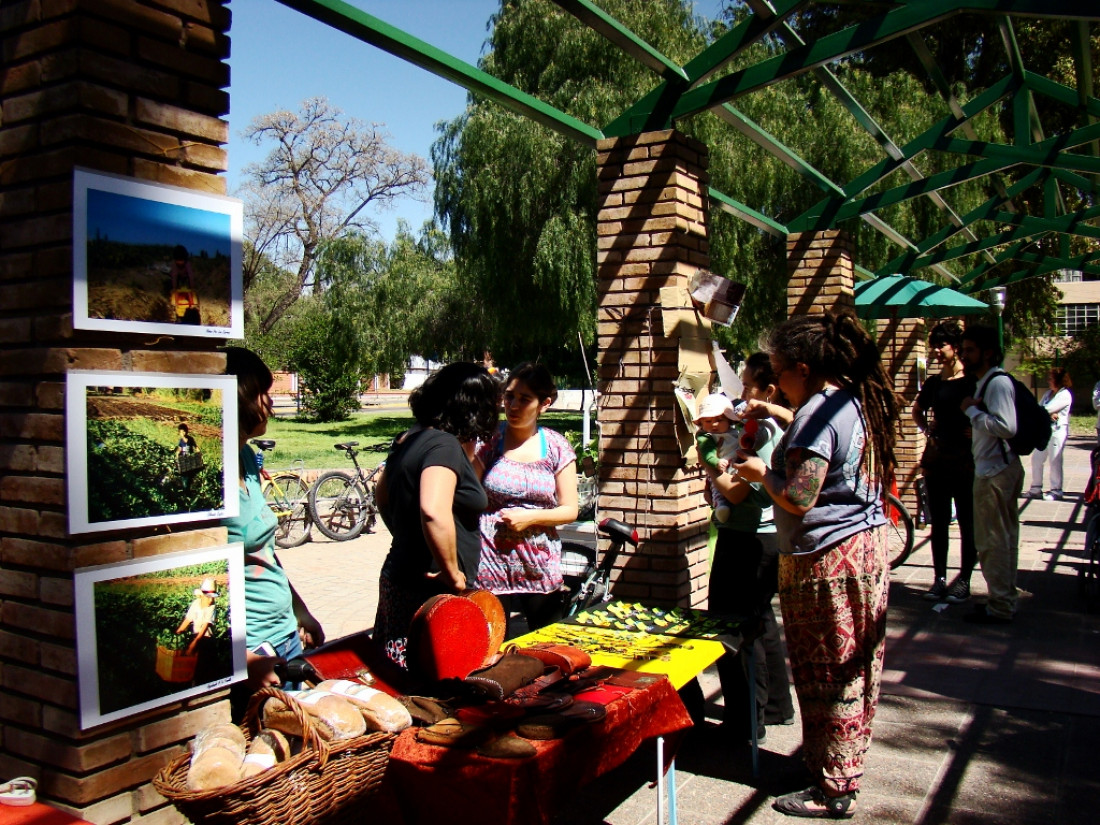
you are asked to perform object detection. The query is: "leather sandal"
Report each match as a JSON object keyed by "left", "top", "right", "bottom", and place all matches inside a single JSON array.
[
  {"left": 0, "top": 776, "right": 37, "bottom": 807},
  {"left": 475, "top": 732, "right": 537, "bottom": 759},
  {"left": 773, "top": 786, "right": 856, "bottom": 819},
  {"left": 414, "top": 717, "right": 487, "bottom": 748}
]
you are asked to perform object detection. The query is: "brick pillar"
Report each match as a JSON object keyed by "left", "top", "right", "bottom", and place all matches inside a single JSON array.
[
  {"left": 877, "top": 318, "right": 927, "bottom": 514},
  {"left": 786, "top": 230, "right": 855, "bottom": 314},
  {"left": 595, "top": 130, "right": 712, "bottom": 607},
  {"left": 1, "top": 2, "right": 231, "bottom": 821}
]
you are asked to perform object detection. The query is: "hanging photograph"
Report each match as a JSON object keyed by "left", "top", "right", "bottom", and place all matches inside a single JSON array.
[
  {"left": 73, "top": 167, "right": 243, "bottom": 338},
  {"left": 66, "top": 371, "right": 238, "bottom": 534},
  {"left": 74, "top": 544, "right": 247, "bottom": 729}
]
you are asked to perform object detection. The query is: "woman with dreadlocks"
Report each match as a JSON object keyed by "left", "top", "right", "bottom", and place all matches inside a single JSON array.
[{"left": 733, "top": 309, "right": 899, "bottom": 819}]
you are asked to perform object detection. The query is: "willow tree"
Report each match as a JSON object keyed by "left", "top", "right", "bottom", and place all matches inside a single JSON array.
[{"left": 434, "top": 0, "right": 1007, "bottom": 359}]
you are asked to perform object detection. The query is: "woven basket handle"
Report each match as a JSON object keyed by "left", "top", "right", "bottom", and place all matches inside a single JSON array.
[{"left": 244, "top": 686, "right": 332, "bottom": 769}]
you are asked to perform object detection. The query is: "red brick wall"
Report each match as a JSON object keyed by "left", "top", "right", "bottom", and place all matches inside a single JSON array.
[
  {"left": 1, "top": 1, "right": 233, "bottom": 821},
  {"left": 595, "top": 130, "right": 712, "bottom": 607}
]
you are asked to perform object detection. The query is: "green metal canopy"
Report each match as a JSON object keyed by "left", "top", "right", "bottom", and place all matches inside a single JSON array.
[
  {"left": 853, "top": 275, "right": 991, "bottom": 320},
  {"left": 274, "top": 0, "right": 1100, "bottom": 297}
]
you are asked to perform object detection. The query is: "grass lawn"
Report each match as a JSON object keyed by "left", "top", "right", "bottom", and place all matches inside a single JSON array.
[
  {"left": 1071, "top": 414, "right": 1098, "bottom": 438},
  {"left": 261, "top": 410, "right": 587, "bottom": 471}
]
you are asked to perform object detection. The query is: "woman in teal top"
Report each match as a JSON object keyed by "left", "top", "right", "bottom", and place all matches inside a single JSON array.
[{"left": 224, "top": 347, "right": 324, "bottom": 721}]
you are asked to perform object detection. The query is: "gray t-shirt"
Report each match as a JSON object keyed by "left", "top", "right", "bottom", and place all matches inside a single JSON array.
[{"left": 772, "top": 388, "right": 885, "bottom": 556}]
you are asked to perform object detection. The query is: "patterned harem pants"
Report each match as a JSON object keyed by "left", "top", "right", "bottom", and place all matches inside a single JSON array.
[{"left": 778, "top": 525, "right": 889, "bottom": 795}]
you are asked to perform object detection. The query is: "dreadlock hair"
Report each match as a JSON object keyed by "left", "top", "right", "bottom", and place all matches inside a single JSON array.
[{"left": 766, "top": 309, "right": 900, "bottom": 487}]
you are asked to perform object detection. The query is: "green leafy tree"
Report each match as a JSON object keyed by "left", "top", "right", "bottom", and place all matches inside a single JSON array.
[{"left": 433, "top": 0, "right": 1011, "bottom": 361}]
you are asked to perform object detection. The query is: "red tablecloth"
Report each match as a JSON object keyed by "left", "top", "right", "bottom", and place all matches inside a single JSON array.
[
  {"left": 1, "top": 802, "right": 89, "bottom": 824},
  {"left": 384, "top": 673, "right": 692, "bottom": 825}
]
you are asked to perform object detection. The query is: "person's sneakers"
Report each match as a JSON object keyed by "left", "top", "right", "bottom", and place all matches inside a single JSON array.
[
  {"left": 923, "top": 578, "right": 948, "bottom": 601},
  {"left": 1024, "top": 488, "right": 1042, "bottom": 500},
  {"left": 963, "top": 604, "right": 1013, "bottom": 625},
  {"left": 944, "top": 577, "right": 970, "bottom": 604},
  {"left": 1042, "top": 491, "right": 1063, "bottom": 501}
]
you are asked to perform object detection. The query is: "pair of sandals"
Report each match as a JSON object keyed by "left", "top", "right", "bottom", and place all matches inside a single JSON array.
[{"left": 0, "top": 776, "right": 37, "bottom": 807}]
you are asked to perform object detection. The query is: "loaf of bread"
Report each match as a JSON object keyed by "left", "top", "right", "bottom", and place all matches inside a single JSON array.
[
  {"left": 261, "top": 690, "right": 366, "bottom": 741},
  {"left": 186, "top": 722, "right": 248, "bottom": 790},
  {"left": 239, "top": 728, "right": 292, "bottom": 779},
  {"left": 314, "top": 679, "right": 413, "bottom": 733}
]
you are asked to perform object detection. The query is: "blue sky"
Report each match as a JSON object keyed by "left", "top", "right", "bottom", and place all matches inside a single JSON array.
[
  {"left": 88, "top": 189, "right": 231, "bottom": 255},
  {"left": 226, "top": 0, "right": 501, "bottom": 240}
]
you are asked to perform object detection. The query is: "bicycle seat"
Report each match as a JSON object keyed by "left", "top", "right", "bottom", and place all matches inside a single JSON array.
[
  {"left": 334, "top": 442, "right": 360, "bottom": 450},
  {"left": 251, "top": 439, "right": 276, "bottom": 451},
  {"left": 598, "top": 517, "right": 639, "bottom": 547}
]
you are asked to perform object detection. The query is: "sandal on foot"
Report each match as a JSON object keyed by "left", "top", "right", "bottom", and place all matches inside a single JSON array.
[
  {"left": 0, "top": 776, "right": 37, "bottom": 807},
  {"left": 773, "top": 786, "right": 856, "bottom": 819}
]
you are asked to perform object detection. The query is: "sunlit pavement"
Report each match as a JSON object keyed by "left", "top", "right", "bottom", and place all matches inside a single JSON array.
[{"left": 279, "top": 434, "right": 1100, "bottom": 825}]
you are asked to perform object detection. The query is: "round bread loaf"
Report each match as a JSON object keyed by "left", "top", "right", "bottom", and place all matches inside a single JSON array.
[
  {"left": 186, "top": 745, "right": 244, "bottom": 790},
  {"left": 261, "top": 690, "right": 366, "bottom": 741},
  {"left": 315, "top": 679, "right": 413, "bottom": 732}
]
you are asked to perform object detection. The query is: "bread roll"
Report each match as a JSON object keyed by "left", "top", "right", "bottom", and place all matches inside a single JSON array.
[
  {"left": 315, "top": 679, "right": 413, "bottom": 733},
  {"left": 193, "top": 722, "right": 247, "bottom": 759},
  {"left": 239, "top": 729, "right": 292, "bottom": 778},
  {"left": 186, "top": 745, "right": 244, "bottom": 790},
  {"left": 261, "top": 690, "right": 366, "bottom": 741}
]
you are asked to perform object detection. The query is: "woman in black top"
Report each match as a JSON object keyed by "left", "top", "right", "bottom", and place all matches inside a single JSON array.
[
  {"left": 912, "top": 321, "right": 977, "bottom": 604},
  {"left": 372, "top": 363, "right": 500, "bottom": 670}
]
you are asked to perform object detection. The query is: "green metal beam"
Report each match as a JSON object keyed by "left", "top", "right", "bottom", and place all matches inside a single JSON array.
[
  {"left": 876, "top": 167, "right": 1049, "bottom": 276},
  {"left": 1024, "top": 71, "right": 1100, "bottom": 121},
  {"left": 601, "top": 0, "right": 807, "bottom": 136},
  {"left": 968, "top": 250, "right": 1100, "bottom": 292},
  {"left": 550, "top": 0, "right": 687, "bottom": 82},
  {"left": 274, "top": 0, "right": 603, "bottom": 146},
  {"left": 932, "top": 121, "right": 1100, "bottom": 171},
  {"left": 708, "top": 187, "right": 787, "bottom": 238}
]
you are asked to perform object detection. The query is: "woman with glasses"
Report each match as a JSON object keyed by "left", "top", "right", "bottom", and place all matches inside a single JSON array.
[{"left": 733, "top": 310, "right": 899, "bottom": 819}]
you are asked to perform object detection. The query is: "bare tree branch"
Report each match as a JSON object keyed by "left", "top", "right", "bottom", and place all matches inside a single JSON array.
[{"left": 240, "top": 97, "right": 430, "bottom": 333}]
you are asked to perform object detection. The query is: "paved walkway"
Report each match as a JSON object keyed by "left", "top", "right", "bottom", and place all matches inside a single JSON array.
[{"left": 278, "top": 434, "right": 1100, "bottom": 825}]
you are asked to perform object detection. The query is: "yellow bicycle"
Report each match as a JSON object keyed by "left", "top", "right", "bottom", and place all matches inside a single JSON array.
[{"left": 250, "top": 439, "right": 312, "bottom": 548}]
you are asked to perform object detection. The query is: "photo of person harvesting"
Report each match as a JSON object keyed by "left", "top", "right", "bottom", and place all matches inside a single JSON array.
[
  {"left": 223, "top": 347, "right": 325, "bottom": 721},
  {"left": 733, "top": 310, "right": 899, "bottom": 819},
  {"left": 474, "top": 362, "right": 579, "bottom": 635},
  {"left": 911, "top": 321, "right": 977, "bottom": 604},
  {"left": 373, "top": 363, "right": 501, "bottom": 669},
  {"left": 696, "top": 353, "right": 795, "bottom": 741},
  {"left": 175, "top": 577, "right": 218, "bottom": 684}
]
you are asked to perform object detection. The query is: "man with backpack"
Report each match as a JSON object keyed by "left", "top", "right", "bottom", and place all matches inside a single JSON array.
[{"left": 959, "top": 324, "right": 1024, "bottom": 625}]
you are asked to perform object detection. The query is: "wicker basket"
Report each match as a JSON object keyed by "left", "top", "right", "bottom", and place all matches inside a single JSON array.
[{"left": 153, "top": 687, "right": 394, "bottom": 825}]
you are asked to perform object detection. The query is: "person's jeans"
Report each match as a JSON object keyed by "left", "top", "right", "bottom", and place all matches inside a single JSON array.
[
  {"left": 230, "top": 629, "right": 303, "bottom": 723},
  {"left": 974, "top": 461, "right": 1024, "bottom": 618}
]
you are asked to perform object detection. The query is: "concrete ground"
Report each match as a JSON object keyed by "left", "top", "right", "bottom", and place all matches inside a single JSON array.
[{"left": 277, "top": 434, "right": 1100, "bottom": 825}]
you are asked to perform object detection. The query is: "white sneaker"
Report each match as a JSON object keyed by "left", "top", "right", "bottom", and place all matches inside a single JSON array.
[
  {"left": 0, "top": 776, "right": 36, "bottom": 807},
  {"left": 1042, "top": 492, "right": 1063, "bottom": 502}
]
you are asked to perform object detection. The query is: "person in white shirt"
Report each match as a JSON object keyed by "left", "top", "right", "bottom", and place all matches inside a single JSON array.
[
  {"left": 959, "top": 325, "right": 1023, "bottom": 624},
  {"left": 1027, "top": 368, "right": 1073, "bottom": 501},
  {"left": 1092, "top": 378, "right": 1100, "bottom": 448}
]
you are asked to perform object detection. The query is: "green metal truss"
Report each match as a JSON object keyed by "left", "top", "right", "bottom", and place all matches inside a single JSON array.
[{"left": 274, "top": 0, "right": 1100, "bottom": 297}]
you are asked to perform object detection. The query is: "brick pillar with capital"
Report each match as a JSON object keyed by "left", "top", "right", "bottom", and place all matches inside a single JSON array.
[{"left": 595, "top": 130, "right": 713, "bottom": 607}]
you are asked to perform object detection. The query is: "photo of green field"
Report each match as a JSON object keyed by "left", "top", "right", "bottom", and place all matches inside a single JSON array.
[
  {"left": 85, "top": 387, "right": 226, "bottom": 524},
  {"left": 93, "top": 560, "right": 235, "bottom": 716}
]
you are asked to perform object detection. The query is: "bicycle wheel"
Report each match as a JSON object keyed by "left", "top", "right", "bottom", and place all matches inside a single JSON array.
[
  {"left": 885, "top": 492, "right": 916, "bottom": 570},
  {"left": 309, "top": 471, "right": 368, "bottom": 541},
  {"left": 359, "top": 464, "right": 383, "bottom": 535},
  {"left": 266, "top": 473, "right": 311, "bottom": 548}
]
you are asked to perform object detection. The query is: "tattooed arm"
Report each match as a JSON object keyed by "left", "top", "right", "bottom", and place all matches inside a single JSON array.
[{"left": 730, "top": 447, "right": 828, "bottom": 515}]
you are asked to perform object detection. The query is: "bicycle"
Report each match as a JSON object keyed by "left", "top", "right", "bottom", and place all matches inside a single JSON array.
[
  {"left": 308, "top": 441, "right": 382, "bottom": 541},
  {"left": 250, "top": 439, "right": 312, "bottom": 549},
  {"left": 885, "top": 491, "right": 916, "bottom": 571}
]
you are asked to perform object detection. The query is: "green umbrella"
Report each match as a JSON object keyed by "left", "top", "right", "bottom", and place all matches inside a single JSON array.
[{"left": 853, "top": 274, "right": 990, "bottom": 319}]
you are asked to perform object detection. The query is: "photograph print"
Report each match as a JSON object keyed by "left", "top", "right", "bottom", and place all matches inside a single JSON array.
[
  {"left": 66, "top": 371, "right": 238, "bottom": 534},
  {"left": 73, "top": 167, "right": 243, "bottom": 338},
  {"left": 74, "top": 545, "right": 247, "bottom": 729}
]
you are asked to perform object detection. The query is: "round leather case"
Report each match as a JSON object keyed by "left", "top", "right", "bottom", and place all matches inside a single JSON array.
[
  {"left": 463, "top": 589, "right": 507, "bottom": 663},
  {"left": 408, "top": 594, "right": 490, "bottom": 681}
]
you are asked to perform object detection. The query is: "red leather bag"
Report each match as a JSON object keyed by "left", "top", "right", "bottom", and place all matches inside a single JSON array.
[
  {"left": 513, "top": 643, "right": 592, "bottom": 676},
  {"left": 408, "top": 593, "right": 491, "bottom": 681}
]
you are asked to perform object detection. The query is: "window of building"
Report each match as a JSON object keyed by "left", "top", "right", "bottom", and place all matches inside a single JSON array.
[{"left": 1058, "top": 303, "right": 1100, "bottom": 336}]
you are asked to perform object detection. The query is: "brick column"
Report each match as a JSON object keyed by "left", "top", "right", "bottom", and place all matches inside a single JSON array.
[
  {"left": 1, "top": 2, "right": 231, "bottom": 821},
  {"left": 595, "top": 130, "right": 712, "bottom": 607},
  {"left": 877, "top": 318, "right": 927, "bottom": 514},
  {"left": 786, "top": 230, "right": 855, "bottom": 314}
]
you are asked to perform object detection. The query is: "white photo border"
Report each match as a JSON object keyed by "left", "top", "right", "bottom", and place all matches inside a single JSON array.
[
  {"left": 74, "top": 543, "right": 247, "bottom": 729},
  {"left": 73, "top": 167, "right": 243, "bottom": 339},
  {"left": 66, "top": 371, "right": 239, "bottom": 534}
]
